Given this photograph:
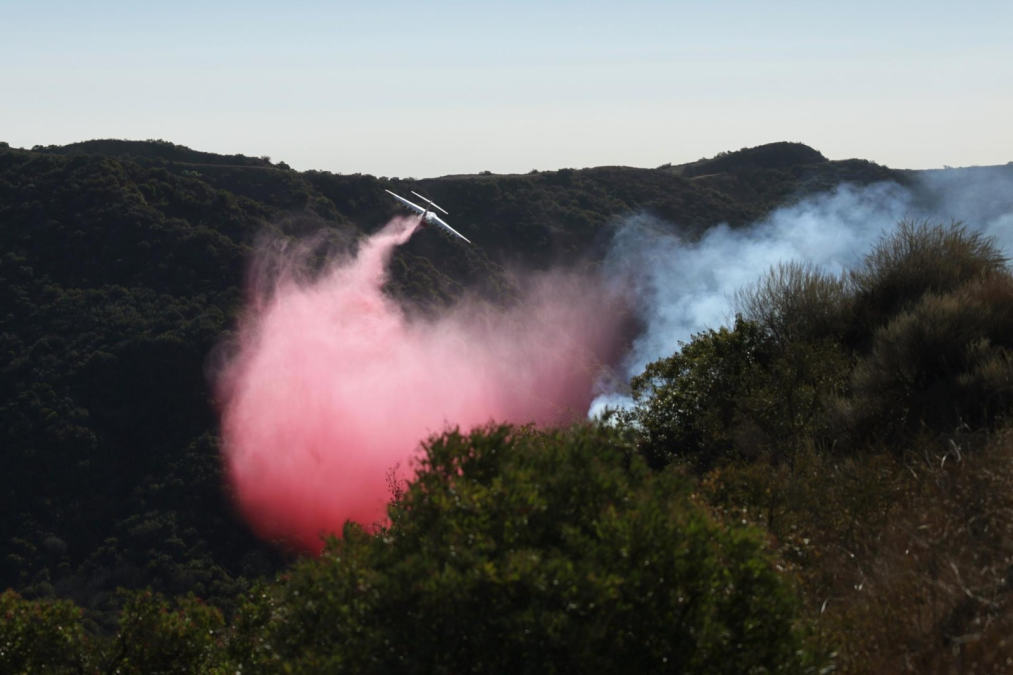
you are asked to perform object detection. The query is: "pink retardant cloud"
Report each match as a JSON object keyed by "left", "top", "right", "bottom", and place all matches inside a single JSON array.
[{"left": 217, "top": 217, "right": 630, "bottom": 553}]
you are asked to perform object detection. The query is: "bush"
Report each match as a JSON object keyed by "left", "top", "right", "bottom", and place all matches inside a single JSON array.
[
  {"left": 845, "top": 273, "right": 1013, "bottom": 442},
  {"left": 737, "top": 261, "right": 852, "bottom": 348},
  {"left": 628, "top": 317, "right": 848, "bottom": 469},
  {"left": 0, "top": 590, "right": 91, "bottom": 674},
  {"left": 98, "top": 590, "right": 227, "bottom": 674},
  {"left": 850, "top": 220, "right": 1008, "bottom": 339},
  {"left": 627, "top": 317, "right": 767, "bottom": 469},
  {"left": 248, "top": 424, "right": 810, "bottom": 674}
]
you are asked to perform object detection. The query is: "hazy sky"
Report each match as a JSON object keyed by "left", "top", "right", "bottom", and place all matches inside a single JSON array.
[{"left": 3, "top": 0, "right": 1011, "bottom": 177}]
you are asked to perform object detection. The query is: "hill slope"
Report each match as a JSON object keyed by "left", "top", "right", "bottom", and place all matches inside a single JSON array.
[{"left": 0, "top": 138, "right": 922, "bottom": 622}]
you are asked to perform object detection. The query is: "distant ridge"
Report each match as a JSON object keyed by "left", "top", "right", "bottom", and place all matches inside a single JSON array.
[
  {"left": 30, "top": 138, "right": 275, "bottom": 168},
  {"left": 22, "top": 139, "right": 830, "bottom": 178},
  {"left": 671, "top": 142, "right": 828, "bottom": 178}
]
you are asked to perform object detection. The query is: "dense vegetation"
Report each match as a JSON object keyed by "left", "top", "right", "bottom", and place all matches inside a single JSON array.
[
  {"left": 2, "top": 425, "right": 817, "bottom": 674},
  {"left": 2, "top": 138, "right": 1012, "bottom": 672},
  {"left": 624, "top": 221, "right": 1013, "bottom": 672}
]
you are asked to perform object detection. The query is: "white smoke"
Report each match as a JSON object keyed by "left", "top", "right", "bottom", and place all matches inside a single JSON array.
[{"left": 590, "top": 165, "right": 1013, "bottom": 417}]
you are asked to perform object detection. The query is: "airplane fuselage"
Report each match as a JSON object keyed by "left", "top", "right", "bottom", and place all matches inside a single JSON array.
[{"left": 384, "top": 189, "right": 471, "bottom": 244}]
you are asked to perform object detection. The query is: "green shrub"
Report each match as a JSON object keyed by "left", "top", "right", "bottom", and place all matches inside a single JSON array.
[
  {"left": 248, "top": 424, "right": 810, "bottom": 674},
  {"left": 845, "top": 274, "right": 1013, "bottom": 442},
  {"left": 737, "top": 261, "right": 853, "bottom": 348},
  {"left": 99, "top": 590, "right": 227, "bottom": 674},
  {"left": 628, "top": 317, "right": 848, "bottom": 469},
  {"left": 0, "top": 590, "right": 91, "bottom": 674},
  {"left": 850, "top": 220, "right": 1008, "bottom": 339},
  {"left": 627, "top": 317, "right": 767, "bottom": 469}
]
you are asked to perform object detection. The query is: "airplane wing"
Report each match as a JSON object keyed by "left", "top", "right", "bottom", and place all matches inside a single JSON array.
[
  {"left": 428, "top": 213, "right": 472, "bottom": 244},
  {"left": 385, "top": 189, "right": 426, "bottom": 216}
]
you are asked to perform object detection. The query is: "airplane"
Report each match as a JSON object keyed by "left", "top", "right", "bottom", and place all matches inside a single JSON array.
[{"left": 385, "top": 189, "right": 471, "bottom": 244}]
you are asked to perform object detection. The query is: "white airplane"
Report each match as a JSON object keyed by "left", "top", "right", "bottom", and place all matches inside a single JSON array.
[{"left": 385, "top": 189, "right": 471, "bottom": 244}]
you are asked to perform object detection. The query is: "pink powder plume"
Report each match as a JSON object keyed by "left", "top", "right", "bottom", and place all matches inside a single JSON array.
[{"left": 217, "top": 217, "right": 630, "bottom": 553}]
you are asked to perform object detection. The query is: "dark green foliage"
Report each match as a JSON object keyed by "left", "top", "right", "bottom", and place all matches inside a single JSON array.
[
  {"left": 741, "top": 339, "right": 851, "bottom": 463},
  {"left": 628, "top": 317, "right": 767, "bottom": 469},
  {"left": 846, "top": 274, "right": 1013, "bottom": 441},
  {"left": 0, "top": 590, "right": 92, "bottom": 673},
  {"left": 667, "top": 144, "right": 898, "bottom": 217},
  {"left": 630, "top": 220, "right": 1012, "bottom": 475},
  {"left": 797, "top": 221, "right": 1013, "bottom": 449},
  {"left": 32, "top": 138, "right": 275, "bottom": 167},
  {"left": 247, "top": 425, "right": 808, "bottom": 674},
  {"left": 850, "top": 220, "right": 1008, "bottom": 339},
  {"left": 679, "top": 142, "right": 828, "bottom": 178},
  {"left": 0, "top": 588, "right": 230, "bottom": 674},
  {"left": 627, "top": 317, "right": 848, "bottom": 470},
  {"left": 2, "top": 426, "right": 812, "bottom": 673},
  {"left": 99, "top": 590, "right": 227, "bottom": 674},
  {"left": 0, "top": 147, "right": 300, "bottom": 618},
  {"left": 737, "top": 261, "right": 853, "bottom": 347},
  {"left": 624, "top": 219, "right": 1013, "bottom": 672}
]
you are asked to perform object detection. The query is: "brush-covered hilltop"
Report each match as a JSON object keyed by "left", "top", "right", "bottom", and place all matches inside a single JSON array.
[{"left": 2, "top": 139, "right": 1013, "bottom": 673}]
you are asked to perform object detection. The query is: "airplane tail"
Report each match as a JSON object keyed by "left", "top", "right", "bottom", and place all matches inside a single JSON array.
[{"left": 411, "top": 190, "right": 449, "bottom": 215}]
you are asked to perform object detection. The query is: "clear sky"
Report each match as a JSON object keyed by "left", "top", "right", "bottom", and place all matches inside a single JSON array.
[{"left": 2, "top": 0, "right": 1011, "bottom": 177}]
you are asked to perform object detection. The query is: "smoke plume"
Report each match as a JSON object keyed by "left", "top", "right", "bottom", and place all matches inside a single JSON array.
[
  {"left": 590, "top": 166, "right": 1013, "bottom": 416},
  {"left": 217, "top": 217, "right": 629, "bottom": 552}
]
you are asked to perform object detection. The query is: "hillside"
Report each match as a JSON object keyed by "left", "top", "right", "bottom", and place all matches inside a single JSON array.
[
  {"left": 3, "top": 139, "right": 1013, "bottom": 672},
  {"left": 0, "top": 140, "right": 899, "bottom": 615}
]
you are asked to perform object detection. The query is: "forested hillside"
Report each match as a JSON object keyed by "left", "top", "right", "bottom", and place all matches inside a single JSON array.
[{"left": 3, "top": 138, "right": 1012, "bottom": 673}]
